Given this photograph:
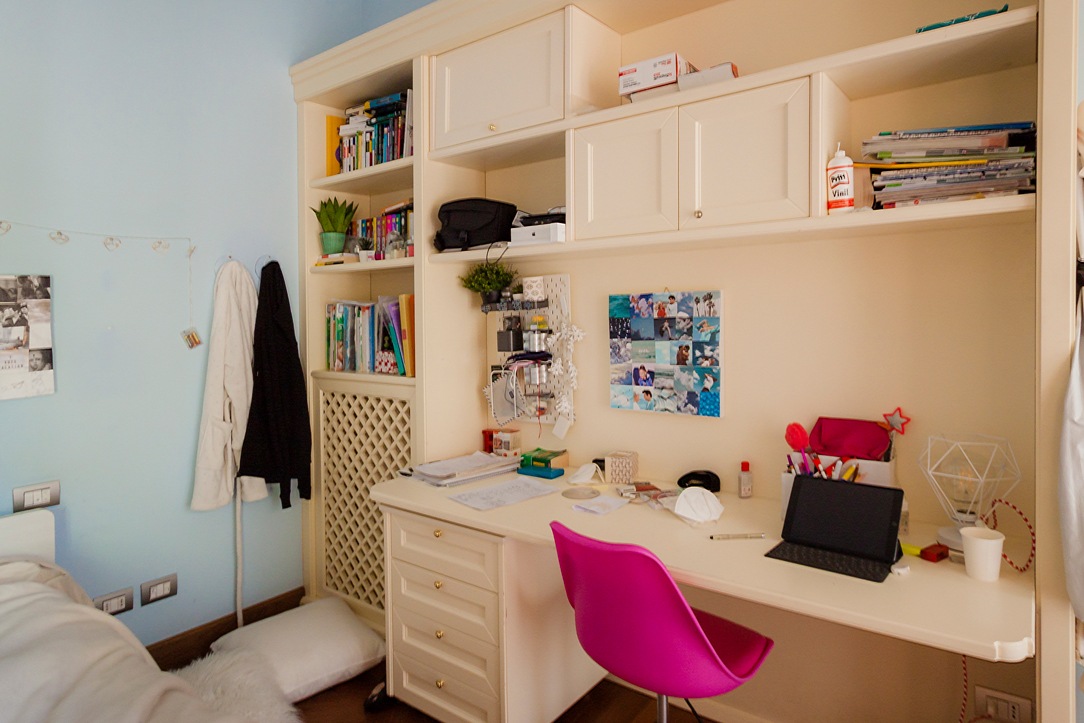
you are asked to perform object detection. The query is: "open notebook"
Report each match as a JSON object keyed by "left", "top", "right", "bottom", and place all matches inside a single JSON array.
[{"left": 766, "top": 475, "right": 903, "bottom": 582}]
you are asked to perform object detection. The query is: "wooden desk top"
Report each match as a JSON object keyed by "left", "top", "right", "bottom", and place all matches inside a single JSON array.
[{"left": 372, "top": 474, "right": 1034, "bottom": 662}]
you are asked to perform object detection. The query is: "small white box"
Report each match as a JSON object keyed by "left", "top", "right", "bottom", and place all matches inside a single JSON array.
[
  {"left": 618, "top": 52, "right": 697, "bottom": 96},
  {"left": 510, "top": 223, "right": 565, "bottom": 245},
  {"left": 677, "top": 62, "right": 739, "bottom": 92},
  {"left": 604, "top": 451, "right": 639, "bottom": 485},
  {"left": 628, "top": 84, "right": 681, "bottom": 103}
]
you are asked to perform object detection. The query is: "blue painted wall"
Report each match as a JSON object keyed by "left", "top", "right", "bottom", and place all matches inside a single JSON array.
[{"left": 0, "top": 0, "right": 433, "bottom": 645}]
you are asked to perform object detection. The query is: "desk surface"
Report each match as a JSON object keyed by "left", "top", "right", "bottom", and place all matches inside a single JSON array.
[{"left": 371, "top": 474, "right": 1034, "bottom": 663}]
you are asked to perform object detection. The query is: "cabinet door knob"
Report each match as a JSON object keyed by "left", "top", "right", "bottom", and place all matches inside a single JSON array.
[
  {"left": 434, "top": 580, "right": 443, "bottom": 589},
  {"left": 435, "top": 629, "right": 444, "bottom": 639},
  {"left": 488, "top": 123, "right": 497, "bottom": 132},
  {"left": 695, "top": 209, "right": 704, "bottom": 219},
  {"left": 436, "top": 679, "right": 446, "bottom": 689},
  {"left": 433, "top": 529, "right": 443, "bottom": 538}
]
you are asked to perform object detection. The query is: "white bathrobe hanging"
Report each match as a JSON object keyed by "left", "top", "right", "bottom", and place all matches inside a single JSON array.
[
  {"left": 191, "top": 260, "right": 267, "bottom": 510},
  {"left": 1057, "top": 113, "right": 1084, "bottom": 619}
]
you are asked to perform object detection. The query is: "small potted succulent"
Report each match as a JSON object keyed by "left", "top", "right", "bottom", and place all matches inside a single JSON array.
[
  {"left": 460, "top": 260, "right": 517, "bottom": 304},
  {"left": 311, "top": 197, "right": 358, "bottom": 254}
]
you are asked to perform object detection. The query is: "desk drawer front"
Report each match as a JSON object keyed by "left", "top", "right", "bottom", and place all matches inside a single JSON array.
[
  {"left": 390, "top": 512, "right": 500, "bottom": 590},
  {"left": 392, "top": 652, "right": 500, "bottom": 723},
  {"left": 389, "top": 558, "right": 499, "bottom": 644},
  {"left": 391, "top": 606, "right": 499, "bottom": 697}
]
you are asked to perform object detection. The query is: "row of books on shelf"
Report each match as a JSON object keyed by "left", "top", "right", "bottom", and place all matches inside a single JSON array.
[
  {"left": 326, "top": 294, "right": 415, "bottom": 377},
  {"left": 351, "top": 199, "right": 413, "bottom": 258},
  {"left": 336, "top": 89, "right": 413, "bottom": 173},
  {"left": 858, "top": 121, "right": 1035, "bottom": 209}
]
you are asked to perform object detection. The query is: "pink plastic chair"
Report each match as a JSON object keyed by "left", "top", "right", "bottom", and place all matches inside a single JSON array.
[{"left": 550, "top": 521, "right": 773, "bottom": 722}]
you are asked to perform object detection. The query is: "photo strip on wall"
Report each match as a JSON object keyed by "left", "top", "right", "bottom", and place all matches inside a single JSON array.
[
  {"left": 608, "top": 290, "right": 721, "bottom": 417},
  {"left": 0, "top": 275, "right": 55, "bottom": 400}
]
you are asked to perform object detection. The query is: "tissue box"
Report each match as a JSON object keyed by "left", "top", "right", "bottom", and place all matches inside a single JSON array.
[
  {"left": 618, "top": 53, "right": 697, "bottom": 96},
  {"left": 604, "top": 451, "right": 639, "bottom": 484}
]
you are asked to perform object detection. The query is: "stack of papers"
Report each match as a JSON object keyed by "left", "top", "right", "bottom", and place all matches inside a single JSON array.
[{"left": 412, "top": 452, "right": 521, "bottom": 487}]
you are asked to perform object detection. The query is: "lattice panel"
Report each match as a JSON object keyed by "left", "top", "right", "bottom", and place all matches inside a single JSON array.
[{"left": 319, "top": 388, "right": 411, "bottom": 609}]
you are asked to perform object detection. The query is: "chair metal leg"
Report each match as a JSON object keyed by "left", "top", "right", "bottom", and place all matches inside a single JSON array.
[{"left": 657, "top": 693, "right": 668, "bottom": 723}]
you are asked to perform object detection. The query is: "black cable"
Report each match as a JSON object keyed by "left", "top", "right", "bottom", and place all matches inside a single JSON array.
[{"left": 684, "top": 698, "right": 705, "bottom": 723}]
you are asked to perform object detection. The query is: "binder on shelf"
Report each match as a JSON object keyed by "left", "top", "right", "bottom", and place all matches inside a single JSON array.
[{"left": 325, "top": 115, "right": 346, "bottom": 177}]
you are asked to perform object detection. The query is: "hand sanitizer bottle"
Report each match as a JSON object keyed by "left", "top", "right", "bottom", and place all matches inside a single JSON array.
[{"left": 739, "top": 461, "right": 753, "bottom": 498}]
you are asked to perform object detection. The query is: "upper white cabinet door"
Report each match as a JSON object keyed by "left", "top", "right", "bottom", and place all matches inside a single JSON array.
[
  {"left": 432, "top": 12, "right": 564, "bottom": 150},
  {"left": 572, "top": 109, "right": 679, "bottom": 240},
  {"left": 679, "top": 79, "right": 810, "bottom": 228}
]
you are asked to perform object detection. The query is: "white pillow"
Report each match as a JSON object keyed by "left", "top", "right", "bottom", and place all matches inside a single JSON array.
[{"left": 210, "top": 597, "right": 385, "bottom": 702}]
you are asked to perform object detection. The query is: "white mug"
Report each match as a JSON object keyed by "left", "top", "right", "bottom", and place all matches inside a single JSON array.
[{"left": 960, "top": 526, "right": 1005, "bottom": 582}]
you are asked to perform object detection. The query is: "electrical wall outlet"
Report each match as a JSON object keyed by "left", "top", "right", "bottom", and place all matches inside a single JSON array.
[
  {"left": 140, "top": 573, "right": 178, "bottom": 605},
  {"left": 12, "top": 480, "right": 60, "bottom": 512},
  {"left": 93, "top": 587, "right": 134, "bottom": 615},
  {"left": 975, "top": 686, "right": 1033, "bottom": 723}
]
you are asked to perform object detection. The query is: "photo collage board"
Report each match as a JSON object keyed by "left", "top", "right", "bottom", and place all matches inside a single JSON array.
[{"left": 608, "top": 290, "right": 721, "bottom": 417}]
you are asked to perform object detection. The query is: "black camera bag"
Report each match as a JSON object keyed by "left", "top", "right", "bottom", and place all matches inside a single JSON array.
[{"left": 435, "top": 198, "right": 517, "bottom": 252}]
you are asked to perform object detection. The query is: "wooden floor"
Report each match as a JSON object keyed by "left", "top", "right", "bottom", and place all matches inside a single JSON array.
[{"left": 295, "top": 665, "right": 705, "bottom": 722}]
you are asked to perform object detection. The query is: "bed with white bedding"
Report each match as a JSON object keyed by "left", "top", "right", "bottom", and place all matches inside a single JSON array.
[{"left": 0, "top": 509, "right": 247, "bottom": 723}]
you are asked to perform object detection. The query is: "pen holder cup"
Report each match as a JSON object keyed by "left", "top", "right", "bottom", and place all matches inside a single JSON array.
[{"left": 782, "top": 455, "right": 899, "bottom": 518}]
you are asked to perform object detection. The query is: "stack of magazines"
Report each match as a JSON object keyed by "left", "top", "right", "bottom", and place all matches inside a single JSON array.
[
  {"left": 860, "top": 121, "right": 1035, "bottom": 209},
  {"left": 409, "top": 452, "right": 521, "bottom": 487}
]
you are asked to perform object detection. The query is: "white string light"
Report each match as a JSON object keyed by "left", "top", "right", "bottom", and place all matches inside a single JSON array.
[
  {"left": 1, "top": 218, "right": 191, "bottom": 251},
  {"left": 2, "top": 216, "right": 200, "bottom": 346}
]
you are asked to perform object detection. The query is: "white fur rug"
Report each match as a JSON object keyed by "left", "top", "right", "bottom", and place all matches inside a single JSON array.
[{"left": 174, "top": 649, "right": 301, "bottom": 723}]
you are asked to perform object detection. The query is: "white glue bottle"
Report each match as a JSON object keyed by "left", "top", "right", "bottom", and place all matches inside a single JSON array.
[
  {"left": 739, "top": 461, "right": 753, "bottom": 498},
  {"left": 826, "top": 142, "right": 854, "bottom": 215}
]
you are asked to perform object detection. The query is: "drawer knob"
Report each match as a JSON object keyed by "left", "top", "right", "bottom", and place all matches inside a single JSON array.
[
  {"left": 488, "top": 123, "right": 497, "bottom": 132},
  {"left": 435, "top": 629, "right": 444, "bottom": 639},
  {"left": 436, "top": 679, "right": 445, "bottom": 689},
  {"left": 434, "top": 580, "right": 443, "bottom": 590},
  {"left": 695, "top": 209, "right": 704, "bottom": 219},
  {"left": 433, "top": 529, "right": 443, "bottom": 538}
]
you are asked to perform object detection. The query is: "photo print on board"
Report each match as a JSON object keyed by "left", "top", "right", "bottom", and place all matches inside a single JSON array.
[
  {"left": 608, "top": 290, "right": 722, "bottom": 417},
  {"left": 0, "top": 275, "right": 55, "bottom": 400}
]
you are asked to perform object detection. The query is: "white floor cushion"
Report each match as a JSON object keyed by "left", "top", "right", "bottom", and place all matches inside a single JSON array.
[{"left": 210, "top": 597, "right": 386, "bottom": 703}]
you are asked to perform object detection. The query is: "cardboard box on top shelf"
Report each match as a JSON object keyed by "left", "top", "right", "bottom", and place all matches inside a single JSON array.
[{"left": 618, "top": 52, "right": 697, "bottom": 97}]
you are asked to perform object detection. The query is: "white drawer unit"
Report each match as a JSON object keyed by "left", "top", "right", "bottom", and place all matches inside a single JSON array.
[{"left": 386, "top": 510, "right": 503, "bottom": 721}]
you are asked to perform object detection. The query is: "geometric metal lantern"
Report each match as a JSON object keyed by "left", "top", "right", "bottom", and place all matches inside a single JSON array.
[{"left": 919, "top": 434, "right": 1020, "bottom": 550}]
